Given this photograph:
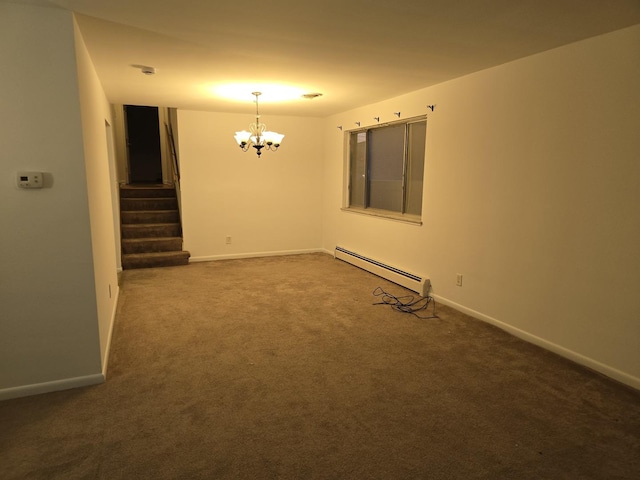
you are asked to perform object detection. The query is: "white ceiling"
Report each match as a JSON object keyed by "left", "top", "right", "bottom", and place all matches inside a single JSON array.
[{"left": 10, "top": 0, "right": 640, "bottom": 116}]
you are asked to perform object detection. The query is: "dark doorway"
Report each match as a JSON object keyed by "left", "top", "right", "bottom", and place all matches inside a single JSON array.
[{"left": 125, "top": 105, "right": 163, "bottom": 184}]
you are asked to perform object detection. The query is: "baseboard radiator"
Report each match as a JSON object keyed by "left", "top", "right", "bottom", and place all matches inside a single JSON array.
[{"left": 334, "top": 246, "right": 430, "bottom": 297}]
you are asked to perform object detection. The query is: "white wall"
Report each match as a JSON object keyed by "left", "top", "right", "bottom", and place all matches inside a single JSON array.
[
  {"left": 0, "top": 4, "right": 103, "bottom": 396},
  {"left": 111, "top": 104, "right": 129, "bottom": 184},
  {"left": 323, "top": 25, "right": 640, "bottom": 388},
  {"left": 74, "top": 18, "right": 120, "bottom": 372},
  {"left": 177, "top": 110, "right": 324, "bottom": 260}
]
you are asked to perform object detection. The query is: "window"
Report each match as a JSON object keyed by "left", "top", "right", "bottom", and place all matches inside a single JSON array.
[{"left": 346, "top": 117, "right": 426, "bottom": 221}]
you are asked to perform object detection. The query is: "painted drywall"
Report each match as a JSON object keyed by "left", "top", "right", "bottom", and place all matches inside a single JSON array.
[
  {"left": 73, "top": 18, "right": 120, "bottom": 371},
  {"left": 177, "top": 110, "right": 324, "bottom": 260},
  {"left": 0, "top": 4, "right": 102, "bottom": 394},
  {"left": 323, "top": 25, "right": 640, "bottom": 388}
]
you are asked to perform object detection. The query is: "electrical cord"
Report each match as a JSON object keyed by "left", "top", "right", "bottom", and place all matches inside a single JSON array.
[{"left": 372, "top": 286, "right": 439, "bottom": 319}]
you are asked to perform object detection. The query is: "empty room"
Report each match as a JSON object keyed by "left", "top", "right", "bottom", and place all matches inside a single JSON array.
[{"left": 1, "top": 1, "right": 639, "bottom": 478}]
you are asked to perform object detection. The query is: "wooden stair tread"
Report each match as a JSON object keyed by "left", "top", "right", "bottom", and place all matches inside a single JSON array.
[
  {"left": 120, "top": 209, "right": 179, "bottom": 213},
  {"left": 121, "top": 222, "right": 181, "bottom": 227},
  {"left": 122, "top": 251, "right": 189, "bottom": 258},
  {"left": 122, "top": 236, "right": 182, "bottom": 242}
]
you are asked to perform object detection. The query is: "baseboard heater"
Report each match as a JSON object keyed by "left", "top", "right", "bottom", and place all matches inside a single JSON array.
[{"left": 334, "top": 246, "right": 430, "bottom": 297}]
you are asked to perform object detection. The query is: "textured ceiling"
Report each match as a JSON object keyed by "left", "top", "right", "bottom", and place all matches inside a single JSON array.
[{"left": 9, "top": 0, "right": 640, "bottom": 116}]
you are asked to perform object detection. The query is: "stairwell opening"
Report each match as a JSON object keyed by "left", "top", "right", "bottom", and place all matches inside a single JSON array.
[{"left": 124, "top": 105, "right": 163, "bottom": 184}]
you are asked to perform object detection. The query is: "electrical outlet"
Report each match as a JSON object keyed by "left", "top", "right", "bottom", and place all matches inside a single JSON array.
[
  {"left": 456, "top": 274, "right": 463, "bottom": 287},
  {"left": 225, "top": 236, "right": 232, "bottom": 244}
]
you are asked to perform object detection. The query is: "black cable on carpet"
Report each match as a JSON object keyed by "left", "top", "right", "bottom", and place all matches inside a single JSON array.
[{"left": 372, "top": 286, "right": 439, "bottom": 319}]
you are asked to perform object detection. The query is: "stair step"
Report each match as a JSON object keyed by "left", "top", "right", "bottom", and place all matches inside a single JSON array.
[
  {"left": 119, "top": 185, "right": 186, "bottom": 270},
  {"left": 122, "top": 237, "right": 183, "bottom": 254},
  {"left": 121, "top": 223, "right": 182, "bottom": 239},
  {"left": 122, "top": 251, "right": 190, "bottom": 270},
  {"left": 121, "top": 197, "right": 178, "bottom": 211},
  {"left": 121, "top": 210, "right": 180, "bottom": 224},
  {"left": 120, "top": 185, "right": 177, "bottom": 198}
]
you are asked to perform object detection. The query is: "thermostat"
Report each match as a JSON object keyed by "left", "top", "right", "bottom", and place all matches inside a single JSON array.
[{"left": 17, "top": 172, "right": 43, "bottom": 189}]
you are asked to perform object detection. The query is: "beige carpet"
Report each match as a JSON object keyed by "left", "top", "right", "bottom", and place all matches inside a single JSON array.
[{"left": 1, "top": 253, "right": 639, "bottom": 479}]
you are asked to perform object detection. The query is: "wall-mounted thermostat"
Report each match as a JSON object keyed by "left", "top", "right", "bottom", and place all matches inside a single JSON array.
[{"left": 17, "top": 172, "right": 44, "bottom": 189}]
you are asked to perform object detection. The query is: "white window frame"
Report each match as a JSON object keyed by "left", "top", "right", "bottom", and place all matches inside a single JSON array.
[{"left": 342, "top": 115, "right": 427, "bottom": 225}]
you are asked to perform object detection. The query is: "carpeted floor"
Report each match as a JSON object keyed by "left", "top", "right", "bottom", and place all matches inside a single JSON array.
[{"left": 1, "top": 253, "right": 639, "bottom": 479}]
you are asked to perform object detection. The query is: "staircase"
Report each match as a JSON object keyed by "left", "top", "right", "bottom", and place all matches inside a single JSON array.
[{"left": 120, "top": 184, "right": 190, "bottom": 269}]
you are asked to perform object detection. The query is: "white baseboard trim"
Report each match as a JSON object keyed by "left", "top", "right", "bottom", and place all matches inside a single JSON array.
[
  {"left": 189, "top": 248, "right": 326, "bottom": 263},
  {"left": 431, "top": 294, "right": 640, "bottom": 391},
  {"left": 101, "top": 285, "right": 120, "bottom": 379},
  {"left": 0, "top": 373, "right": 105, "bottom": 401}
]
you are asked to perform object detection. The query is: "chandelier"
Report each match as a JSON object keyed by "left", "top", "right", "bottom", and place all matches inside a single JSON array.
[{"left": 234, "top": 92, "right": 284, "bottom": 157}]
